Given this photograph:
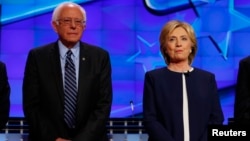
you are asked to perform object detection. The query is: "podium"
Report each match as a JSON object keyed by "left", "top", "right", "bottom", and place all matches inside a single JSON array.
[
  {"left": 0, "top": 117, "right": 148, "bottom": 141},
  {"left": 107, "top": 118, "right": 148, "bottom": 141}
]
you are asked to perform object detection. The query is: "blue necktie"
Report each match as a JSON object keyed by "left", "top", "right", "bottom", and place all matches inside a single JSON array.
[{"left": 64, "top": 50, "right": 77, "bottom": 128}]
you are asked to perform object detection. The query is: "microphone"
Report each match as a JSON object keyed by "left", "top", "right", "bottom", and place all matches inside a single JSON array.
[
  {"left": 130, "top": 100, "right": 135, "bottom": 119},
  {"left": 130, "top": 101, "right": 134, "bottom": 112}
]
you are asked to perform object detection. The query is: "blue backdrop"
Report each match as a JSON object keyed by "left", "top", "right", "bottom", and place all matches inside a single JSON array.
[{"left": 1, "top": 0, "right": 250, "bottom": 124}]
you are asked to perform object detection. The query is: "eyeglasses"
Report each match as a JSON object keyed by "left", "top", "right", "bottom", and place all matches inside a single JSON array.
[{"left": 57, "top": 18, "right": 85, "bottom": 26}]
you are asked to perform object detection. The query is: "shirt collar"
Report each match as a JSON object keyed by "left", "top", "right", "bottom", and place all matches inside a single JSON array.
[{"left": 58, "top": 40, "right": 80, "bottom": 59}]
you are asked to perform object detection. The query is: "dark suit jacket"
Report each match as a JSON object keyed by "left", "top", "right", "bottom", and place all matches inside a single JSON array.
[
  {"left": 0, "top": 61, "right": 10, "bottom": 130},
  {"left": 143, "top": 67, "right": 224, "bottom": 141},
  {"left": 23, "top": 41, "right": 113, "bottom": 141},
  {"left": 234, "top": 56, "right": 250, "bottom": 124}
]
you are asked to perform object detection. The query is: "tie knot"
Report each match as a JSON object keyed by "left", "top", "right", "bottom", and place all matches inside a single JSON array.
[{"left": 66, "top": 50, "right": 73, "bottom": 57}]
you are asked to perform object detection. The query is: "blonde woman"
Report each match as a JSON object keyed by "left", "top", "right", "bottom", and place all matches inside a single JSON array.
[{"left": 143, "top": 20, "right": 224, "bottom": 141}]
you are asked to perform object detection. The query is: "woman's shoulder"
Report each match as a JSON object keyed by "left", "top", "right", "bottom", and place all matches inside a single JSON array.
[
  {"left": 146, "top": 67, "right": 183, "bottom": 80},
  {"left": 146, "top": 67, "right": 168, "bottom": 75},
  {"left": 193, "top": 67, "right": 215, "bottom": 77}
]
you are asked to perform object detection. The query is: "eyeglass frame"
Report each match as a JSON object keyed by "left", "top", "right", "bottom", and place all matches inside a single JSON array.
[{"left": 56, "top": 17, "right": 86, "bottom": 26}]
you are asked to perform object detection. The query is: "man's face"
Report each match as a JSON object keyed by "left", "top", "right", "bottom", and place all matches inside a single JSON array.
[{"left": 52, "top": 5, "right": 86, "bottom": 48}]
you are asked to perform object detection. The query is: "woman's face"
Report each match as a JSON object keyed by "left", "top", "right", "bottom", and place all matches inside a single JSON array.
[{"left": 165, "top": 27, "right": 192, "bottom": 64}]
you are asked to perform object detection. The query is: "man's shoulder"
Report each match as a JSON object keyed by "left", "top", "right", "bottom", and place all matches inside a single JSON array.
[
  {"left": 27, "top": 42, "right": 57, "bottom": 56},
  {"left": 0, "top": 61, "right": 6, "bottom": 69},
  {"left": 240, "top": 55, "right": 250, "bottom": 63},
  {"left": 0, "top": 61, "right": 4, "bottom": 66},
  {"left": 80, "top": 41, "right": 109, "bottom": 54},
  {"left": 33, "top": 42, "right": 56, "bottom": 51}
]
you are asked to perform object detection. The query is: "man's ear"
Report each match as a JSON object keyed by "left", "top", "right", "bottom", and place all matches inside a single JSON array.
[{"left": 51, "top": 21, "right": 58, "bottom": 33}]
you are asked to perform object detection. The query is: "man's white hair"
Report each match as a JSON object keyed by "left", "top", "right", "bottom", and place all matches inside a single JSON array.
[{"left": 51, "top": 2, "right": 87, "bottom": 23}]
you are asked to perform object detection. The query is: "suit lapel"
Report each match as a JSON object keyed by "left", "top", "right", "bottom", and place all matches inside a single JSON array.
[
  {"left": 76, "top": 42, "right": 89, "bottom": 123},
  {"left": 77, "top": 42, "right": 88, "bottom": 101},
  {"left": 49, "top": 43, "right": 65, "bottom": 107}
]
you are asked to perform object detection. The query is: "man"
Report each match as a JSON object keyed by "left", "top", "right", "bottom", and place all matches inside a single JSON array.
[
  {"left": 22, "top": 2, "right": 113, "bottom": 141},
  {"left": 234, "top": 56, "right": 250, "bottom": 125},
  {"left": 0, "top": 61, "right": 10, "bottom": 130}
]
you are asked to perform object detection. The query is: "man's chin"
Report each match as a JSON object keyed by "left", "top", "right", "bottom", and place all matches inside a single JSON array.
[
  {"left": 61, "top": 40, "right": 80, "bottom": 48},
  {"left": 67, "top": 38, "right": 81, "bottom": 43}
]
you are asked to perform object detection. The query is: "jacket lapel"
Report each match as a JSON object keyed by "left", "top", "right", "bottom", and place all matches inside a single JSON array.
[
  {"left": 75, "top": 42, "right": 89, "bottom": 124},
  {"left": 77, "top": 42, "right": 88, "bottom": 101},
  {"left": 49, "top": 43, "right": 65, "bottom": 108}
]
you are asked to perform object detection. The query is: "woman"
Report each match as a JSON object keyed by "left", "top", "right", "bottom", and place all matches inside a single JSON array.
[{"left": 143, "top": 20, "right": 224, "bottom": 141}]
